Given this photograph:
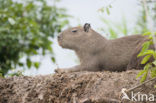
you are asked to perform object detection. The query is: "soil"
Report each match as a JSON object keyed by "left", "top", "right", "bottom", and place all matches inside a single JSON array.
[{"left": 0, "top": 70, "right": 156, "bottom": 103}]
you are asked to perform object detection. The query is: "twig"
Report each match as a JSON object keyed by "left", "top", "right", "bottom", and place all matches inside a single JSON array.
[
  {"left": 127, "top": 77, "right": 156, "bottom": 92},
  {"left": 120, "top": 77, "right": 156, "bottom": 101}
]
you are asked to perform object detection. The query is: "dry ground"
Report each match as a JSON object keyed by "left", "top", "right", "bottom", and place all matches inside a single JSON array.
[{"left": 0, "top": 70, "right": 155, "bottom": 103}]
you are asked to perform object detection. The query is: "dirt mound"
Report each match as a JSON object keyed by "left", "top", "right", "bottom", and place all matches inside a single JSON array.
[{"left": 0, "top": 70, "right": 155, "bottom": 103}]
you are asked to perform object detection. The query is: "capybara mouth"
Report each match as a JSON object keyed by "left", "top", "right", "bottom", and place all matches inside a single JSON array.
[
  {"left": 58, "top": 39, "right": 62, "bottom": 46},
  {"left": 57, "top": 38, "right": 64, "bottom": 47}
]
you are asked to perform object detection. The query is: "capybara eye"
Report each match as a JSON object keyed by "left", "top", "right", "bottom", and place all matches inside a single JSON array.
[{"left": 72, "top": 29, "right": 77, "bottom": 33}]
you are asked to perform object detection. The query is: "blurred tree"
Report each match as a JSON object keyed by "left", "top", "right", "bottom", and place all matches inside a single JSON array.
[{"left": 0, "top": 0, "right": 69, "bottom": 76}]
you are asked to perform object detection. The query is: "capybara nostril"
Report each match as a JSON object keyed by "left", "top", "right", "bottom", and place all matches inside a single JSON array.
[{"left": 58, "top": 35, "right": 61, "bottom": 39}]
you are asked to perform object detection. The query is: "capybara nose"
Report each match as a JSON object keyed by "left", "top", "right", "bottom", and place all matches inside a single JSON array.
[{"left": 58, "top": 35, "right": 61, "bottom": 39}]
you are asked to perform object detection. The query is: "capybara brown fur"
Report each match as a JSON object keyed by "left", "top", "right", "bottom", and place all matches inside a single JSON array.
[{"left": 55, "top": 23, "right": 151, "bottom": 73}]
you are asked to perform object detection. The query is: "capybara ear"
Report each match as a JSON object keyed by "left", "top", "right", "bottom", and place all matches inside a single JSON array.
[{"left": 83, "top": 23, "right": 91, "bottom": 32}]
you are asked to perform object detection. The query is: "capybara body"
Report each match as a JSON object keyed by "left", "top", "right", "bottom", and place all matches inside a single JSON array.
[{"left": 56, "top": 23, "right": 150, "bottom": 73}]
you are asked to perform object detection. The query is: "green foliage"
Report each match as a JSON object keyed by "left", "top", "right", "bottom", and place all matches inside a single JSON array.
[
  {"left": 137, "top": 32, "right": 156, "bottom": 82},
  {"left": 141, "top": 55, "right": 152, "bottom": 64},
  {"left": 0, "top": 73, "right": 3, "bottom": 78},
  {"left": 136, "top": 1, "right": 156, "bottom": 83},
  {"left": 0, "top": 0, "right": 69, "bottom": 76}
]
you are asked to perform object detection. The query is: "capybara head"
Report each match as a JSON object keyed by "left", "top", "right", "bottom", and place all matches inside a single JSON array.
[{"left": 58, "top": 23, "right": 93, "bottom": 50}]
